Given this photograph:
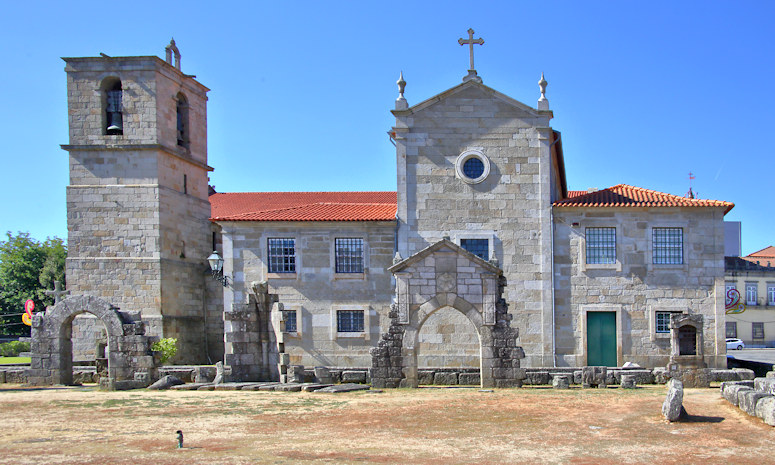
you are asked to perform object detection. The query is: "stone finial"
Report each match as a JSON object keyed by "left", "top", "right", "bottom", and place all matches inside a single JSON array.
[
  {"left": 165, "top": 38, "right": 181, "bottom": 71},
  {"left": 395, "top": 71, "right": 408, "bottom": 110},
  {"left": 537, "top": 72, "right": 549, "bottom": 110},
  {"left": 393, "top": 251, "right": 403, "bottom": 265},
  {"left": 489, "top": 248, "right": 499, "bottom": 267}
]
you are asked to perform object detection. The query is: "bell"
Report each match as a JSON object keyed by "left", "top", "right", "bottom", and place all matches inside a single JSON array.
[{"left": 106, "top": 112, "right": 123, "bottom": 132}]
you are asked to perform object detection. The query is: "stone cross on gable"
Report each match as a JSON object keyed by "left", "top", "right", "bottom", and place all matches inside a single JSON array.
[
  {"left": 458, "top": 28, "right": 484, "bottom": 71},
  {"left": 45, "top": 281, "right": 70, "bottom": 304}
]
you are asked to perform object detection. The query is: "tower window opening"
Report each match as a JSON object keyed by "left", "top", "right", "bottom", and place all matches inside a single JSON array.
[
  {"left": 176, "top": 93, "right": 189, "bottom": 148},
  {"left": 104, "top": 79, "right": 123, "bottom": 135}
]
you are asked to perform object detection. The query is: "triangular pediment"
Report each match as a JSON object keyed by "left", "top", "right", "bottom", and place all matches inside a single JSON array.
[
  {"left": 388, "top": 239, "right": 501, "bottom": 275},
  {"left": 392, "top": 79, "right": 548, "bottom": 118}
]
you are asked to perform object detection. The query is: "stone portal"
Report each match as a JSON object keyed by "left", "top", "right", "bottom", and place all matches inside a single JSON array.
[
  {"left": 370, "top": 239, "right": 525, "bottom": 388},
  {"left": 28, "top": 295, "right": 158, "bottom": 389}
]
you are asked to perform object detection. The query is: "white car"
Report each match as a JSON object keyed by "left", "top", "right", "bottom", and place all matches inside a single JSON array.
[{"left": 726, "top": 338, "right": 745, "bottom": 350}]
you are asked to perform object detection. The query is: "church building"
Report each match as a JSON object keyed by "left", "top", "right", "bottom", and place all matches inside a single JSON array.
[{"left": 61, "top": 37, "right": 733, "bottom": 384}]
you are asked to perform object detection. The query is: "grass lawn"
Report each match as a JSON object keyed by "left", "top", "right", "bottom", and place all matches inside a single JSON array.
[{"left": 0, "top": 356, "right": 30, "bottom": 364}]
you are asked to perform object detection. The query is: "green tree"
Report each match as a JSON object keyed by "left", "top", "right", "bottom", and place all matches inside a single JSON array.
[{"left": 0, "top": 232, "right": 66, "bottom": 336}]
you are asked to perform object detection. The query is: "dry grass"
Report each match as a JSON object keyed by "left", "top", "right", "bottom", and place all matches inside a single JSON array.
[{"left": 0, "top": 384, "right": 772, "bottom": 464}]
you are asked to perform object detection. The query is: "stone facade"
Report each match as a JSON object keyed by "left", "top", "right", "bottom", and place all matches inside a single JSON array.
[
  {"left": 62, "top": 51, "right": 221, "bottom": 364},
  {"left": 54, "top": 42, "right": 733, "bottom": 387},
  {"left": 553, "top": 208, "right": 728, "bottom": 368},
  {"left": 218, "top": 221, "right": 395, "bottom": 380},
  {"left": 392, "top": 81, "right": 559, "bottom": 368}
]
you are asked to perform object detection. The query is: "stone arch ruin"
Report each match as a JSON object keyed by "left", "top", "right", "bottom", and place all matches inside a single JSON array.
[
  {"left": 371, "top": 239, "right": 525, "bottom": 388},
  {"left": 27, "top": 295, "right": 157, "bottom": 389}
]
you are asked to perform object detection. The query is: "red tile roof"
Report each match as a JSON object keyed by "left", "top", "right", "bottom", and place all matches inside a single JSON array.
[
  {"left": 739, "top": 245, "right": 775, "bottom": 266},
  {"left": 746, "top": 246, "right": 775, "bottom": 258},
  {"left": 553, "top": 184, "right": 734, "bottom": 214},
  {"left": 209, "top": 192, "right": 397, "bottom": 222}
]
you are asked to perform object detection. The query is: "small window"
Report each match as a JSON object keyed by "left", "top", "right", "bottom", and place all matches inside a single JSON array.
[
  {"left": 176, "top": 92, "right": 189, "bottom": 148},
  {"left": 460, "top": 238, "right": 489, "bottom": 260},
  {"left": 767, "top": 284, "right": 775, "bottom": 305},
  {"left": 454, "top": 150, "right": 490, "bottom": 184},
  {"left": 586, "top": 227, "right": 616, "bottom": 264},
  {"left": 335, "top": 238, "right": 364, "bottom": 273},
  {"left": 752, "top": 322, "right": 764, "bottom": 340},
  {"left": 652, "top": 228, "right": 683, "bottom": 265},
  {"left": 656, "top": 311, "right": 680, "bottom": 333},
  {"left": 726, "top": 322, "right": 737, "bottom": 338},
  {"left": 283, "top": 310, "right": 297, "bottom": 332},
  {"left": 746, "top": 283, "right": 758, "bottom": 306},
  {"left": 267, "top": 238, "right": 295, "bottom": 273},
  {"left": 337, "top": 310, "right": 364, "bottom": 333},
  {"left": 462, "top": 158, "right": 484, "bottom": 179}
]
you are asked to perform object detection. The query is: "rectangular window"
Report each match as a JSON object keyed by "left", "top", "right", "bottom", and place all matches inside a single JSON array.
[
  {"left": 726, "top": 283, "right": 737, "bottom": 305},
  {"left": 752, "top": 322, "right": 765, "bottom": 340},
  {"left": 656, "top": 311, "right": 680, "bottom": 333},
  {"left": 652, "top": 228, "right": 683, "bottom": 265},
  {"left": 726, "top": 321, "right": 737, "bottom": 338},
  {"left": 283, "top": 310, "right": 297, "bottom": 332},
  {"left": 768, "top": 284, "right": 775, "bottom": 305},
  {"left": 335, "top": 238, "right": 364, "bottom": 273},
  {"left": 460, "top": 238, "right": 489, "bottom": 260},
  {"left": 267, "top": 238, "right": 296, "bottom": 273},
  {"left": 586, "top": 227, "right": 616, "bottom": 264},
  {"left": 337, "top": 310, "right": 364, "bottom": 333},
  {"left": 746, "top": 283, "right": 758, "bottom": 306}
]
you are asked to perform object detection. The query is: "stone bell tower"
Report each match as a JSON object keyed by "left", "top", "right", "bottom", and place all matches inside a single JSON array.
[{"left": 62, "top": 40, "right": 215, "bottom": 363}]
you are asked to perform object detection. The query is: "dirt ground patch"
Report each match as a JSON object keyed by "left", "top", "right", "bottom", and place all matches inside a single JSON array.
[{"left": 0, "top": 384, "right": 772, "bottom": 464}]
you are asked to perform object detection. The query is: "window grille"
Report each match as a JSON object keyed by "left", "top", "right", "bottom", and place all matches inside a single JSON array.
[
  {"left": 746, "top": 283, "right": 758, "bottom": 305},
  {"left": 267, "top": 238, "right": 296, "bottom": 273},
  {"left": 335, "top": 238, "right": 364, "bottom": 273},
  {"left": 283, "top": 310, "right": 297, "bottom": 332},
  {"left": 585, "top": 228, "right": 616, "bottom": 264},
  {"left": 337, "top": 310, "right": 364, "bottom": 333},
  {"left": 460, "top": 238, "right": 489, "bottom": 260},
  {"left": 652, "top": 228, "right": 683, "bottom": 264},
  {"left": 655, "top": 312, "right": 678, "bottom": 333},
  {"left": 752, "top": 322, "right": 765, "bottom": 339},
  {"left": 462, "top": 157, "right": 484, "bottom": 179},
  {"left": 725, "top": 322, "right": 737, "bottom": 338},
  {"left": 768, "top": 285, "right": 775, "bottom": 305}
]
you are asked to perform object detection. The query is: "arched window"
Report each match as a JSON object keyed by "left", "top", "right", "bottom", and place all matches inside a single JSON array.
[
  {"left": 176, "top": 92, "right": 189, "bottom": 148},
  {"left": 101, "top": 77, "right": 123, "bottom": 135}
]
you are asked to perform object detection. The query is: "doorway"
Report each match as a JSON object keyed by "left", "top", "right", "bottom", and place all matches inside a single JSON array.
[{"left": 587, "top": 312, "right": 617, "bottom": 367}]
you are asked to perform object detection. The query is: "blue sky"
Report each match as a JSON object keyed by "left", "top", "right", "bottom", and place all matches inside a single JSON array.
[{"left": 0, "top": 1, "right": 772, "bottom": 255}]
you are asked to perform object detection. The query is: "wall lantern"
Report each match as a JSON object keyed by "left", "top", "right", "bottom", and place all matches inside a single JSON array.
[{"left": 207, "top": 251, "right": 229, "bottom": 287}]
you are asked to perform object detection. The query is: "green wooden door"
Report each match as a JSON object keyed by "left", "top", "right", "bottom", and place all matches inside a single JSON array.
[{"left": 587, "top": 312, "right": 617, "bottom": 367}]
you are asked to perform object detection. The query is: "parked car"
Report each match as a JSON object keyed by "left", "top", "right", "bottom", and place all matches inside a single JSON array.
[{"left": 726, "top": 338, "right": 745, "bottom": 350}]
